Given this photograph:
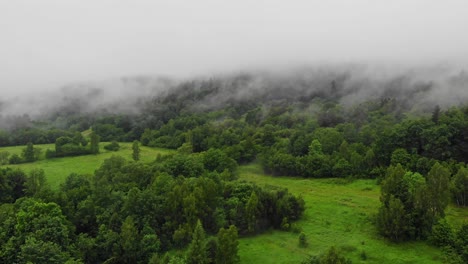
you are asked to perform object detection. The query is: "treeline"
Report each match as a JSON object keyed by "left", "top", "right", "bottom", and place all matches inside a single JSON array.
[
  {"left": 0, "top": 114, "right": 138, "bottom": 147},
  {"left": 0, "top": 149, "right": 304, "bottom": 263},
  {"left": 135, "top": 99, "right": 468, "bottom": 171},
  {"left": 3, "top": 76, "right": 468, "bottom": 173},
  {"left": 0, "top": 132, "right": 101, "bottom": 165},
  {"left": 132, "top": 102, "right": 468, "bottom": 206},
  {"left": 0, "top": 127, "right": 78, "bottom": 146}
]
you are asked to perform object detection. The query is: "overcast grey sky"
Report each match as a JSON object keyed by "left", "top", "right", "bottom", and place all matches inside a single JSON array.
[{"left": 1, "top": 0, "right": 468, "bottom": 95}]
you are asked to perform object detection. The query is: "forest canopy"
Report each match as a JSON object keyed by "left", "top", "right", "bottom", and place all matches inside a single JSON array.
[{"left": 0, "top": 69, "right": 467, "bottom": 263}]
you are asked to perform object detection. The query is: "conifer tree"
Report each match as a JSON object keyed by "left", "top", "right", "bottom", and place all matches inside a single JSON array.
[{"left": 186, "top": 220, "right": 207, "bottom": 264}]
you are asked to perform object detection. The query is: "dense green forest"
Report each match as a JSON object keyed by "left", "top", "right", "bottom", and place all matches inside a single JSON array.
[{"left": 0, "top": 71, "right": 467, "bottom": 263}]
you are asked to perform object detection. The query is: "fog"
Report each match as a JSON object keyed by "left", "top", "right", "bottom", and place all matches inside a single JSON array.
[{"left": 1, "top": 1, "right": 468, "bottom": 116}]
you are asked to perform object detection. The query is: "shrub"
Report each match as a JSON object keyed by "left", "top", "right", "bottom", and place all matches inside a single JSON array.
[
  {"left": 104, "top": 141, "right": 120, "bottom": 151},
  {"left": 430, "top": 219, "right": 455, "bottom": 247},
  {"left": 298, "top": 232, "right": 308, "bottom": 247},
  {"left": 9, "top": 154, "right": 23, "bottom": 164},
  {"left": 45, "top": 149, "right": 56, "bottom": 159},
  {"left": 0, "top": 151, "right": 9, "bottom": 165}
]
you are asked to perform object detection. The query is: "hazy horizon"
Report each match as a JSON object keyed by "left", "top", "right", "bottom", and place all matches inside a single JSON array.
[{"left": 1, "top": 0, "right": 468, "bottom": 97}]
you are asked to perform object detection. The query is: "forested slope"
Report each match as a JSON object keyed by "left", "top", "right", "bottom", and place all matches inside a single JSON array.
[{"left": 0, "top": 68, "right": 467, "bottom": 263}]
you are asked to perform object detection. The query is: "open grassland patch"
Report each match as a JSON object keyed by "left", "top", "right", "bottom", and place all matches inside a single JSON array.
[
  {"left": 237, "top": 163, "right": 467, "bottom": 264},
  {"left": 0, "top": 143, "right": 174, "bottom": 189}
]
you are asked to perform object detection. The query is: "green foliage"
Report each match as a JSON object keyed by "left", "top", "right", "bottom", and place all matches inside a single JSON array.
[
  {"left": 162, "top": 153, "right": 204, "bottom": 178},
  {"left": 451, "top": 167, "right": 468, "bottom": 206},
  {"left": 104, "top": 141, "right": 120, "bottom": 151},
  {"left": 377, "top": 195, "right": 407, "bottom": 241},
  {"left": 9, "top": 153, "right": 23, "bottom": 164},
  {"left": 3, "top": 81, "right": 468, "bottom": 264},
  {"left": 132, "top": 140, "right": 140, "bottom": 161},
  {"left": 302, "top": 246, "right": 352, "bottom": 264},
  {"left": 24, "top": 169, "right": 51, "bottom": 199},
  {"left": 120, "top": 216, "right": 139, "bottom": 263},
  {"left": 19, "top": 237, "right": 72, "bottom": 264},
  {"left": 320, "top": 246, "right": 352, "bottom": 264},
  {"left": 0, "top": 199, "right": 73, "bottom": 263},
  {"left": 0, "top": 168, "right": 26, "bottom": 203},
  {"left": 89, "top": 132, "right": 100, "bottom": 154},
  {"left": 390, "top": 148, "right": 411, "bottom": 168},
  {"left": 45, "top": 149, "right": 56, "bottom": 158},
  {"left": 216, "top": 225, "right": 239, "bottom": 264},
  {"left": 377, "top": 162, "right": 453, "bottom": 242},
  {"left": 309, "top": 139, "right": 323, "bottom": 155},
  {"left": 298, "top": 232, "right": 308, "bottom": 247},
  {"left": 0, "top": 151, "right": 9, "bottom": 165},
  {"left": 245, "top": 192, "right": 259, "bottom": 233},
  {"left": 186, "top": 220, "right": 208, "bottom": 264},
  {"left": 22, "top": 142, "right": 35, "bottom": 162},
  {"left": 426, "top": 162, "right": 451, "bottom": 219},
  {"left": 203, "top": 148, "right": 237, "bottom": 174},
  {"left": 93, "top": 123, "right": 124, "bottom": 142},
  {"left": 429, "top": 219, "right": 455, "bottom": 247},
  {"left": 140, "top": 224, "right": 161, "bottom": 262},
  {"left": 54, "top": 136, "right": 89, "bottom": 157}
]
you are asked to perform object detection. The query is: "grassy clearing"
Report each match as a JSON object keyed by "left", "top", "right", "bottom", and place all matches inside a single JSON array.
[
  {"left": 1, "top": 144, "right": 466, "bottom": 263},
  {"left": 237, "top": 163, "right": 467, "bottom": 264},
  {"left": 0, "top": 143, "right": 174, "bottom": 189}
]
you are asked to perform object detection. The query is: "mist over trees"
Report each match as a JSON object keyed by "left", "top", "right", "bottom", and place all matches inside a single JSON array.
[{"left": 1, "top": 65, "right": 468, "bottom": 130}]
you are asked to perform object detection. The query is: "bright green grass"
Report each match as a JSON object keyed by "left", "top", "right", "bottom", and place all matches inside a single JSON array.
[
  {"left": 0, "top": 143, "right": 174, "bottom": 189},
  {"left": 237, "top": 163, "right": 467, "bottom": 264}
]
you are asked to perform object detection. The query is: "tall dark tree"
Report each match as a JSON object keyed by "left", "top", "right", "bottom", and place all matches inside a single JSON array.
[
  {"left": 377, "top": 195, "right": 407, "bottom": 241},
  {"left": 452, "top": 167, "right": 468, "bottom": 207},
  {"left": 216, "top": 225, "right": 239, "bottom": 264},
  {"left": 89, "top": 132, "right": 100, "bottom": 154},
  {"left": 186, "top": 220, "right": 208, "bottom": 264},
  {"left": 22, "top": 142, "right": 35, "bottom": 162},
  {"left": 426, "top": 162, "right": 451, "bottom": 219},
  {"left": 121, "top": 216, "right": 138, "bottom": 263},
  {"left": 132, "top": 140, "right": 140, "bottom": 161},
  {"left": 24, "top": 169, "right": 51, "bottom": 198},
  {"left": 245, "top": 191, "right": 259, "bottom": 233}
]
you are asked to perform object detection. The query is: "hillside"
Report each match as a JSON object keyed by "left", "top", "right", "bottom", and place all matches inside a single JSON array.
[{"left": 0, "top": 69, "right": 467, "bottom": 263}]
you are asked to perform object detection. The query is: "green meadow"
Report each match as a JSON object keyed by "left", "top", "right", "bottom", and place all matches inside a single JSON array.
[
  {"left": 1, "top": 144, "right": 466, "bottom": 263},
  {"left": 237, "top": 163, "right": 468, "bottom": 264},
  {"left": 0, "top": 143, "right": 174, "bottom": 189}
]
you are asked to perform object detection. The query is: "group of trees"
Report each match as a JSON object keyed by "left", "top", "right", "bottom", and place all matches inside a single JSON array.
[
  {"left": 376, "top": 163, "right": 451, "bottom": 241},
  {"left": 0, "top": 147, "right": 304, "bottom": 263},
  {"left": 0, "top": 127, "right": 78, "bottom": 147},
  {"left": 49, "top": 131, "right": 99, "bottom": 158},
  {"left": 0, "top": 142, "right": 42, "bottom": 165},
  {"left": 186, "top": 220, "right": 239, "bottom": 264},
  {"left": 0, "top": 131, "right": 99, "bottom": 165},
  {"left": 376, "top": 163, "right": 468, "bottom": 262}
]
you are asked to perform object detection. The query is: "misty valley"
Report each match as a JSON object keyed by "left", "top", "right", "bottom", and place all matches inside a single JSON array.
[{"left": 0, "top": 69, "right": 467, "bottom": 264}]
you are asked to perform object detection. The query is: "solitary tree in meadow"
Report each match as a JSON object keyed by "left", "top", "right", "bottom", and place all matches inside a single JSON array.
[
  {"left": 89, "top": 132, "right": 100, "bottom": 154},
  {"left": 132, "top": 140, "right": 140, "bottom": 161},
  {"left": 22, "top": 142, "right": 35, "bottom": 162}
]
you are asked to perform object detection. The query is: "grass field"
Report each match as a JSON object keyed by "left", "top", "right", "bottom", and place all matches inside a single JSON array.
[
  {"left": 0, "top": 143, "right": 174, "bottom": 189},
  {"left": 237, "top": 163, "right": 468, "bottom": 264},
  {"left": 1, "top": 144, "right": 466, "bottom": 263}
]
